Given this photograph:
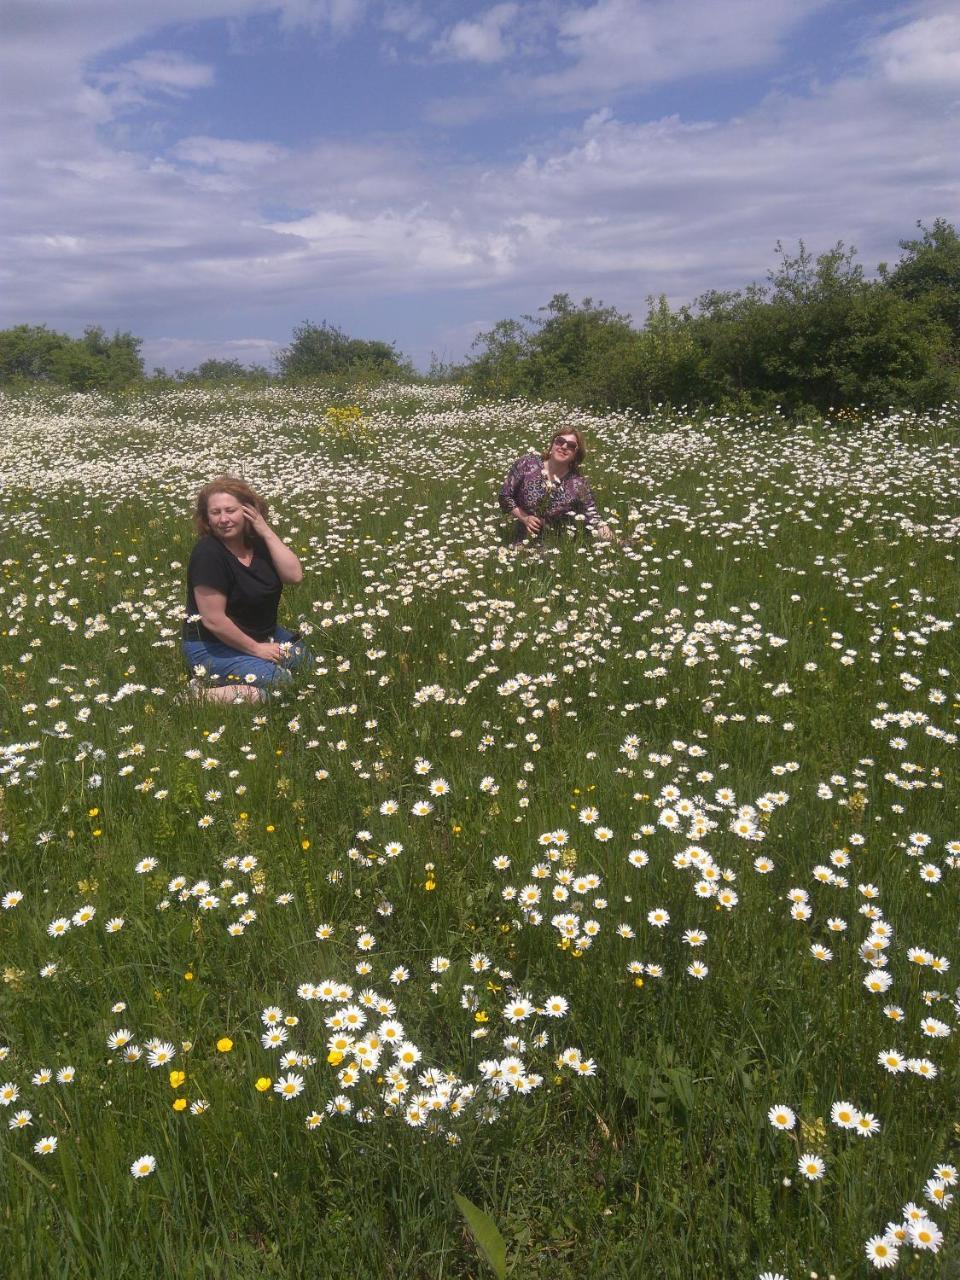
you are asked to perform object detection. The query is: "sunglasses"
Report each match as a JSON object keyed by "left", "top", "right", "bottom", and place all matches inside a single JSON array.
[{"left": 552, "top": 437, "right": 578, "bottom": 452}]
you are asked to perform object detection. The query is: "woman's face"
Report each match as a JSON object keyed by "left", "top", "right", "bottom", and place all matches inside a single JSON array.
[
  {"left": 206, "top": 491, "right": 246, "bottom": 541},
  {"left": 550, "top": 433, "right": 579, "bottom": 466}
]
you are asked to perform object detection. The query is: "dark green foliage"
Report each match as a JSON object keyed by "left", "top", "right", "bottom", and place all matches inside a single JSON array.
[
  {"left": 465, "top": 223, "right": 960, "bottom": 416},
  {"left": 193, "top": 358, "right": 267, "bottom": 383},
  {"left": 168, "top": 359, "right": 272, "bottom": 386},
  {"left": 276, "top": 319, "right": 412, "bottom": 380},
  {"left": 884, "top": 217, "right": 960, "bottom": 341},
  {"left": 0, "top": 324, "right": 144, "bottom": 390}
]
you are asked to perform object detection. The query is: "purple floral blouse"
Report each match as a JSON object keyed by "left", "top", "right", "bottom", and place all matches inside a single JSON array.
[{"left": 499, "top": 453, "right": 601, "bottom": 541}]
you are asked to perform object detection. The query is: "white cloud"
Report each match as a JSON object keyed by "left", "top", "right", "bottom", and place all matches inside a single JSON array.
[
  {"left": 432, "top": 3, "right": 519, "bottom": 64},
  {"left": 1, "top": 1, "right": 958, "bottom": 366},
  {"left": 144, "top": 335, "right": 281, "bottom": 371},
  {"left": 864, "top": 13, "right": 960, "bottom": 91},
  {"left": 172, "top": 135, "right": 289, "bottom": 168},
  {"left": 123, "top": 51, "right": 217, "bottom": 91},
  {"left": 525, "top": 0, "right": 835, "bottom": 99},
  {"left": 275, "top": 0, "right": 369, "bottom": 35},
  {"left": 379, "top": 2, "right": 435, "bottom": 43},
  {"left": 88, "top": 51, "right": 216, "bottom": 118}
]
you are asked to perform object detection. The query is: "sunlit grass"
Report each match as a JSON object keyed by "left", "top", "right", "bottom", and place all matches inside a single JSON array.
[{"left": 0, "top": 385, "right": 957, "bottom": 1278}]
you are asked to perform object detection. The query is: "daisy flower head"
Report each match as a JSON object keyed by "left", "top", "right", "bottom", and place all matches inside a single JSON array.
[
  {"left": 798, "top": 1153, "right": 826, "bottom": 1181},
  {"left": 920, "top": 1017, "right": 950, "bottom": 1038},
  {"left": 855, "top": 1111, "right": 881, "bottom": 1138},
  {"left": 768, "top": 1104, "right": 796, "bottom": 1131},
  {"left": 863, "top": 971, "right": 893, "bottom": 994},
  {"left": 130, "top": 1154, "right": 156, "bottom": 1178},
  {"left": 33, "top": 1135, "right": 58, "bottom": 1155},
  {"left": 147, "top": 1041, "right": 176, "bottom": 1068},
  {"left": 924, "top": 1178, "right": 953, "bottom": 1210},
  {"left": 864, "top": 1236, "right": 898, "bottom": 1269},
  {"left": 877, "top": 1049, "right": 906, "bottom": 1074},
  {"left": 504, "top": 997, "right": 534, "bottom": 1024},
  {"left": 907, "top": 1217, "right": 943, "bottom": 1252},
  {"left": 274, "top": 1073, "right": 305, "bottom": 1100}
]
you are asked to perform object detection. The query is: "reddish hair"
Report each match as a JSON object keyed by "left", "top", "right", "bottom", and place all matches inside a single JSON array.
[
  {"left": 542, "top": 427, "right": 586, "bottom": 472},
  {"left": 193, "top": 475, "right": 269, "bottom": 540}
]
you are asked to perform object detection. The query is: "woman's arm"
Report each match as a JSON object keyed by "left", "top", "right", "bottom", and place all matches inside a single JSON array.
[
  {"left": 242, "top": 506, "right": 303, "bottom": 584},
  {"left": 576, "top": 478, "right": 613, "bottom": 540},
  {"left": 499, "top": 456, "right": 543, "bottom": 534},
  {"left": 498, "top": 457, "right": 528, "bottom": 516},
  {"left": 193, "top": 587, "right": 282, "bottom": 661}
]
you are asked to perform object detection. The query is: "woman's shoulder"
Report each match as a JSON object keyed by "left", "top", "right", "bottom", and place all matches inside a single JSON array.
[{"left": 188, "top": 535, "right": 227, "bottom": 565}]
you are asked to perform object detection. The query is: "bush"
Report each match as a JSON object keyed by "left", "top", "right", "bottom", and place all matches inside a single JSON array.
[{"left": 276, "top": 320, "right": 412, "bottom": 381}]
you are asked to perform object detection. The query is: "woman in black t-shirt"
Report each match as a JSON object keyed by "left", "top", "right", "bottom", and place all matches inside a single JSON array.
[{"left": 182, "top": 475, "right": 306, "bottom": 702}]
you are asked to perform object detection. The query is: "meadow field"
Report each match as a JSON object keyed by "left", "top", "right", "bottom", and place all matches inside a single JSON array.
[{"left": 0, "top": 384, "right": 957, "bottom": 1279}]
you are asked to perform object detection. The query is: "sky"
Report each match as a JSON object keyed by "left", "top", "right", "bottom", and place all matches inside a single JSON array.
[{"left": 2, "top": 0, "right": 959, "bottom": 374}]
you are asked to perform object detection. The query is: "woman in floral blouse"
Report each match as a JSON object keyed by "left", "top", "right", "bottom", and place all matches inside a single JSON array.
[{"left": 499, "top": 428, "right": 612, "bottom": 544}]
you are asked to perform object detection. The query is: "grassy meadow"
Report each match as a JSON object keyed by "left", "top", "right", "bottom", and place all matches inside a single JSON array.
[{"left": 0, "top": 384, "right": 958, "bottom": 1279}]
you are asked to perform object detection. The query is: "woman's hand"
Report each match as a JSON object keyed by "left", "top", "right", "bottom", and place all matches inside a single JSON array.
[
  {"left": 253, "top": 640, "right": 283, "bottom": 663},
  {"left": 241, "top": 504, "right": 271, "bottom": 539},
  {"left": 521, "top": 513, "right": 543, "bottom": 535}
]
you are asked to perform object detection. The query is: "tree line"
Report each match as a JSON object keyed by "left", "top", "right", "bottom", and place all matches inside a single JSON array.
[
  {"left": 1, "top": 220, "right": 957, "bottom": 416},
  {"left": 0, "top": 320, "right": 411, "bottom": 393},
  {"left": 463, "top": 220, "right": 960, "bottom": 415}
]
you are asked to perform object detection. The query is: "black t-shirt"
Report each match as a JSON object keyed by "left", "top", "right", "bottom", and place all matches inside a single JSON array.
[{"left": 183, "top": 535, "right": 282, "bottom": 643}]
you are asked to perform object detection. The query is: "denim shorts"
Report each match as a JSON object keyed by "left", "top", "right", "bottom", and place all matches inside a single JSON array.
[{"left": 182, "top": 625, "right": 309, "bottom": 688}]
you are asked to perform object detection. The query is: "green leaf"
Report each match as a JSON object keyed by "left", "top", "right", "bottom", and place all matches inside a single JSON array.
[{"left": 454, "top": 1193, "right": 508, "bottom": 1280}]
